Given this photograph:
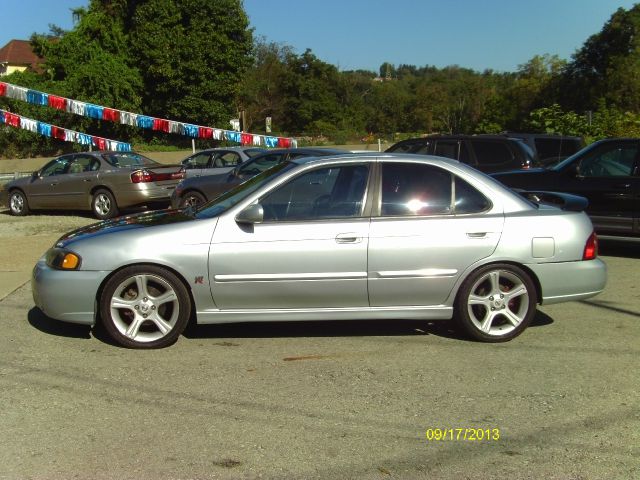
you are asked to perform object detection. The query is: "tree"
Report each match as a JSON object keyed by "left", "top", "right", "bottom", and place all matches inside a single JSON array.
[
  {"left": 560, "top": 4, "right": 640, "bottom": 112},
  {"left": 130, "top": 0, "right": 253, "bottom": 126}
]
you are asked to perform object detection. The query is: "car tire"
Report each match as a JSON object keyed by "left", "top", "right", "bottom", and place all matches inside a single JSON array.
[
  {"left": 9, "top": 190, "right": 30, "bottom": 216},
  {"left": 92, "top": 189, "right": 119, "bottom": 220},
  {"left": 99, "top": 265, "right": 192, "bottom": 349},
  {"left": 455, "top": 263, "right": 537, "bottom": 342},
  {"left": 179, "top": 191, "right": 206, "bottom": 208}
]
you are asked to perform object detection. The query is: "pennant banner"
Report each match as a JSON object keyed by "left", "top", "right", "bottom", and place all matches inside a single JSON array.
[
  {"left": 0, "top": 109, "right": 132, "bottom": 151},
  {"left": 0, "top": 81, "right": 297, "bottom": 148}
]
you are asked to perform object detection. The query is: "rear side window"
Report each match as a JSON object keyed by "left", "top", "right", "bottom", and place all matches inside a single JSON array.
[
  {"left": 381, "top": 163, "right": 452, "bottom": 216},
  {"left": 454, "top": 177, "right": 491, "bottom": 214},
  {"left": 434, "top": 140, "right": 470, "bottom": 163},
  {"left": 386, "top": 141, "right": 428, "bottom": 154},
  {"left": 471, "top": 140, "right": 514, "bottom": 166},
  {"left": 183, "top": 152, "right": 211, "bottom": 169}
]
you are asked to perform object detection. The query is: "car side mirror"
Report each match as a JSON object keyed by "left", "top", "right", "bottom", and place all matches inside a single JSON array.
[
  {"left": 31, "top": 171, "right": 40, "bottom": 180},
  {"left": 235, "top": 203, "right": 264, "bottom": 224}
]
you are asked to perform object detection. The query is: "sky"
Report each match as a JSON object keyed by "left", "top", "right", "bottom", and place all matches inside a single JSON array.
[{"left": 1, "top": 0, "right": 638, "bottom": 73}]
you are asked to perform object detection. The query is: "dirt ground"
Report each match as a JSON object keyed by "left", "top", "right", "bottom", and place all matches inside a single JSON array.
[{"left": 0, "top": 206, "right": 638, "bottom": 479}]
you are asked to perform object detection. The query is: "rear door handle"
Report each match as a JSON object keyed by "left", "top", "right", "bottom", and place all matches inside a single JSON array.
[
  {"left": 336, "top": 233, "right": 361, "bottom": 244},
  {"left": 467, "top": 232, "right": 487, "bottom": 238}
]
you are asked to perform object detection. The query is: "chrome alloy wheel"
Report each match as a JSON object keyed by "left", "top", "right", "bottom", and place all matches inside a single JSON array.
[
  {"left": 94, "top": 193, "right": 112, "bottom": 217},
  {"left": 109, "top": 274, "right": 180, "bottom": 343},
  {"left": 10, "top": 192, "right": 25, "bottom": 214},
  {"left": 466, "top": 269, "right": 530, "bottom": 337}
]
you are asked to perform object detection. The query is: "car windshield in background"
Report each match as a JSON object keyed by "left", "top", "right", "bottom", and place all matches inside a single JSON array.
[
  {"left": 195, "top": 161, "right": 296, "bottom": 219},
  {"left": 102, "top": 152, "right": 159, "bottom": 167}
]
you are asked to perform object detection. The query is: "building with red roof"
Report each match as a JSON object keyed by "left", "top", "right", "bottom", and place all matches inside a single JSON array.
[{"left": 0, "top": 39, "right": 44, "bottom": 76}]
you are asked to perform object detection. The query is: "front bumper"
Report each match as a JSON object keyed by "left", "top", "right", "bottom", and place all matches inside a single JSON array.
[
  {"left": 527, "top": 258, "right": 607, "bottom": 305},
  {"left": 32, "top": 258, "right": 111, "bottom": 326}
]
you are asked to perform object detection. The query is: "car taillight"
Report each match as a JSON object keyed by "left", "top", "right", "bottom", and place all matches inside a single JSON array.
[
  {"left": 131, "top": 168, "right": 185, "bottom": 183},
  {"left": 583, "top": 231, "right": 598, "bottom": 260}
]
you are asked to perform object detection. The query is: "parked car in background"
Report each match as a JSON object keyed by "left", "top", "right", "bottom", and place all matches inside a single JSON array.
[
  {"left": 385, "top": 134, "right": 539, "bottom": 173},
  {"left": 33, "top": 152, "right": 606, "bottom": 348},
  {"left": 492, "top": 138, "right": 640, "bottom": 239},
  {"left": 496, "top": 133, "right": 584, "bottom": 166},
  {"left": 181, "top": 146, "right": 266, "bottom": 177},
  {"left": 3, "top": 151, "right": 184, "bottom": 219},
  {"left": 171, "top": 147, "right": 349, "bottom": 208}
]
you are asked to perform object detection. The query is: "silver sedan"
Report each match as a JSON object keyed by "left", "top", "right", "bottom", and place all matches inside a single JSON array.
[{"left": 32, "top": 153, "right": 607, "bottom": 348}]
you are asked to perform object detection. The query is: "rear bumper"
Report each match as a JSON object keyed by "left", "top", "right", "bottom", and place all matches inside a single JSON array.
[
  {"left": 526, "top": 258, "right": 607, "bottom": 305},
  {"left": 115, "top": 184, "right": 176, "bottom": 208}
]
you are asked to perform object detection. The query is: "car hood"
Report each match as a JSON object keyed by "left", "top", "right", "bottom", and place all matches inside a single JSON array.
[{"left": 56, "top": 208, "right": 197, "bottom": 247}]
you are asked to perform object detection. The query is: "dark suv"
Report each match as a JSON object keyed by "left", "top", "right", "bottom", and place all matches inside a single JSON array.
[
  {"left": 497, "top": 133, "right": 584, "bottom": 166},
  {"left": 386, "top": 135, "right": 538, "bottom": 173}
]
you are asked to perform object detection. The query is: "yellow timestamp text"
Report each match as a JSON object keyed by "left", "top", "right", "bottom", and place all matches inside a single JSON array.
[{"left": 425, "top": 428, "right": 500, "bottom": 441}]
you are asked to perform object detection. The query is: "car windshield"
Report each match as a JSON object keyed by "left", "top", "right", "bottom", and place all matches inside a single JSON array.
[
  {"left": 194, "top": 161, "right": 296, "bottom": 219},
  {"left": 102, "top": 152, "right": 159, "bottom": 167}
]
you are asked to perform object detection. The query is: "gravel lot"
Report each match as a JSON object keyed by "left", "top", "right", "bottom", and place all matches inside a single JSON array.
[{"left": 0, "top": 210, "right": 638, "bottom": 480}]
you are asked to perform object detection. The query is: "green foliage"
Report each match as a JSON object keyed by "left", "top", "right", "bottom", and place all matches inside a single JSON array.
[
  {"left": 560, "top": 5, "right": 640, "bottom": 112},
  {"left": 130, "top": 0, "right": 252, "bottom": 125},
  {"left": 526, "top": 103, "right": 640, "bottom": 142}
]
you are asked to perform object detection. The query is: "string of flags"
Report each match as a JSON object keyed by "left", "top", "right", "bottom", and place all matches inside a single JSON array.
[
  {"left": 0, "top": 81, "right": 297, "bottom": 149},
  {"left": 0, "top": 109, "right": 132, "bottom": 151}
]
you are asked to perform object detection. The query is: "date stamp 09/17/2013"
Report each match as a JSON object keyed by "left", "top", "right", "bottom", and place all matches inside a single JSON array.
[{"left": 425, "top": 428, "right": 501, "bottom": 442}]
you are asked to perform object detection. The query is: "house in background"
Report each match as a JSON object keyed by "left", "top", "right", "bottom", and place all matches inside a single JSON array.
[{"left": 0, "top": 39, "right": 44, "bottom": 76}]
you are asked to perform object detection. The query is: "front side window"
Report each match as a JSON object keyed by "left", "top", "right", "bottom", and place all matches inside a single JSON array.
[
  {"left": 578, "top": 144, "right": 637, "bottom": 177},
  {"left": 381, "top": 163, "right": 452, "bottom": 216},
  {"left": 195, "top": 162, "right": 296, "bottom": 219},
  {"left": 40, "top": 157, "right": 71, "bottom": 177},
  {"left": 260, "top": 165, "right": 369, "bottom": 221}
]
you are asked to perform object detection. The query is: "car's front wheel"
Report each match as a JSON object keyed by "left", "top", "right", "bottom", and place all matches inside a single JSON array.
[
  {"left": 179, "top": 191, "right": 206, "bottom": 208},
  {"left": 99, "top": 265, "right": 192, "bottom": 349},
  {"left": 92, "top": 189, "right": 119, "bottom": 219},
  {"left": 455, "top": 264, "right": 537, "bottom": 342},
  {"left": 9, "top": 190, "right": 30, "bottom": 216}
]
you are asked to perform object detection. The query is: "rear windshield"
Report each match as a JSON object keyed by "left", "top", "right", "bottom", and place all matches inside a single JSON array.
[{"left": 102, "top": 152, "right": 159, "bottom": 167}]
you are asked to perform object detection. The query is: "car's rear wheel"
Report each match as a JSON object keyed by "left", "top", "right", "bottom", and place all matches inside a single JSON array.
[
  {"left": 92, "top": 189, "right": 119, "bottom": 219},
  {"left": 9, "top": 190, "right": 30, "bottom": 216},
  {"left": 455, "top": 264, "right": 536, "bottom": 342},
  {"left": 99, "top": 265, "right": 191, "bottom": 349},
  {"left": 179, "top": 191, "right": 206, "bottom": 208}
]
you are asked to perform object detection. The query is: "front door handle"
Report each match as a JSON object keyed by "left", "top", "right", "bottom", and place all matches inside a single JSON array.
[
  {"left": 467, "top": 232, "right": 487, "bottom": 238},
  {"left": 336, "top": 233, "right": 361, "bottom": 244}
]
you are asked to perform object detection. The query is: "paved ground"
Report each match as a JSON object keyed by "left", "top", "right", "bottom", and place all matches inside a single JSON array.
[{"left": 0, "top": 212, "right": 638, "bottom": 480}]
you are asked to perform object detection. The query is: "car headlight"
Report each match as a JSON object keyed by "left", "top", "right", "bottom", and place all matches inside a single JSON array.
[{"left": 45, "top": 248, "right": 81, "bottom": 270}]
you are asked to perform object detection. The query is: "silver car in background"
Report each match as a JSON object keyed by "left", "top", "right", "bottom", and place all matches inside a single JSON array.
[
  {"left": 180, "top": 146, "right": 266, "bottom": 177},
  {"left": 3, "top": 151, "right": 185, "bottom": 219},
  {"left": 32, "top": 153, "right": 607, "bottom": 348}
]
